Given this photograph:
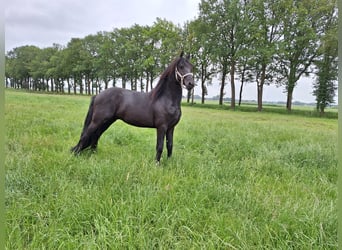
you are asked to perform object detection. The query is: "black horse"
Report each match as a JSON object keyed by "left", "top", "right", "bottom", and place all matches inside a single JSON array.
[{"left": 71, "top": 52, "right": 194, "bottom": 162}]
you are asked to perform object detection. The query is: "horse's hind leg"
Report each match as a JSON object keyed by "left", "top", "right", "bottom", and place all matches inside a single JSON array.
[{"left": 89, "top": 119, "right": 116, "bottom": 150}]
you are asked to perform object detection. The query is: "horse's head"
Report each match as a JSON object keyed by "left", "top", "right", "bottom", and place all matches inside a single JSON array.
[{"left": 175, "top": 52, "right": 194, "bottom": 91}]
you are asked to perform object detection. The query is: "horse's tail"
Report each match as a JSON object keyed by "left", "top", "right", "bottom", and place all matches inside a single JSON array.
[{"left": 80, "top": 95, "right": 96, "bottom": 136}]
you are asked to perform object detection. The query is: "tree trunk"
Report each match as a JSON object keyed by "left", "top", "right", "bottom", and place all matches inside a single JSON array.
[
  {"left": 238, "top": 81, "right": 244, "bottom": 106},
  {"left": 134, "top": 78, "right": 138, "bottom": 91},
  {"left": 61, "top": 78, "right": 65, "bottom": 93},
  {"left": 187, "top": 90, "right": 191, "bottom": 103},
  {"left": 54, "top": 78, "right": 58, "bottom": 92},
  {"left": 191, "top": 89, "right": 195, "bottom": 104},
  {"left": 74, "top": 80, "right": 77, "bottom": 94},
  {"left": 67, "top": 78, "right": 71, "bottom": 94},
  {"left": 257, "top": 82, "right": 263, "bottom": 112},
  {"left": 201, "top": 78, "right": 206, "bottom": 104},
  {"left": 286, "top": 65, "right": 297, "bottom": 111},
  {"left": 219, "top": 72, "right": 226, "bottom": 105},
  {"left": 230, "top": 61, "right": 236, "bottom": 110},
  {"left": 319, "top": 102, "right": 325, "bottom": 116},
  {"left": 140, "top": 76, "right": 144, "bottom": 92},
  {"left": 286, "top": 80, "right": 295, "bottom": 111},
  {"left": 51, "top": 78, "right": 54, "bottom": 92},
  {"left": 257, "top": 64, "right": 266, "bottom": 112},
  {"left": 87, "top": 77, "right": 91, "bottom": 95},
  {"left": 286, "top": 87, "right": 294, "bottom": 111},
  {"left": 44, "top": 78, "right": 49, "bottom": 92},
  {"left": 150, "top": 74, "right": 154, "bottom": 91},
  {"left": 122, "top": 78, "right": 126, "bottom": 89},
  {"left": 80, "top": 78, "right": 83, "bottom": 95},
  {"left": 201, "top": 64, "right": 206, "bottom": 104},
  {"left": 146, "top": 72, "right": 150, "bottom": 92}
]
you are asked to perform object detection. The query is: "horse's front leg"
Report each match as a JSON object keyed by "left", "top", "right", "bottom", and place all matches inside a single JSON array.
[
  {"left": 166, "top": 127, "right": 175, "bottom": 158},
  {"left": 156, "top": 126, "right": 167, "bottom": 163}
]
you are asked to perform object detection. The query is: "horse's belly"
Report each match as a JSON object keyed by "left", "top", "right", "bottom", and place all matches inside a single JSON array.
[
  {"left": 119, "top": 111, "right": 155, "bottom": 128},
  {"left": 122, "top": 118, "right": 154, "bottom": 128}
]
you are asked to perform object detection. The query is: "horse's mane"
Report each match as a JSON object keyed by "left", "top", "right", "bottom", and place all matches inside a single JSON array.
[{"left": 151, "top": 57, "right": 181, "bottom": 100}]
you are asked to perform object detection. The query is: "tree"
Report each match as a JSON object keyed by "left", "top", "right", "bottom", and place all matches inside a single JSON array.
[
  {"left": 96, "top": 31, "right": 115, "bottom": 90},
  {"left": 313, "top": 6, "right": 338, "bottom": 114},
  {"left": 112, "top": 27, "right": 134, "bottom": 90},
  {"left": 276, "top": 0, "right": 335, "bottom": 111},
  {"left": 236, "top": 52, "right": 253, "bottom": 106},
  {"left": 116, "top": 26, "right": 140, "bottom": 91},
  {"left": 152, "top": 19, "right": 183, "bottom": 74},
  {"left": 82, "top": 34, "right": 103, "bottom": 95},
  {"left": 65, "top": 38, "right": 86, "bottom": 94},
  {"left": 126, "top": 24, "right": 150, "bottom": 92},
  {"left": 46, "top": 44, "right": 70, "bottom": 93},
  {"left": 140, "top": 27, "right": 157, "bottom": 93},
  {"left": 5, "top": 54, "right": 16, "bottom": 88},
  {"left": 246, "top": 0, "right": 282, "bottom": 111},
  {"left": 199, "top": 0, "right": 246, "bottom": 108},
  {"left": 6, "top": 45, "right": 40, "bottom": 90},
  {"left": 186, "top": 19, "right": 216, "bottom": 104},
  {"left": 30, "top": 45, "right": 61, "bottom": 92}
]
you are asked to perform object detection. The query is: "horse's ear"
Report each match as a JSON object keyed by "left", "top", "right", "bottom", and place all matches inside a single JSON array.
[
  {"left": 186, "top": 54, "right": 191, "bottom": 60},
  {"left": 180, "top": 50, "right": 184, "bottom": 58}
]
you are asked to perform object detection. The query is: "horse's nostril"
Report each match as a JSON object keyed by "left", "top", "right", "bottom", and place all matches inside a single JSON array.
[{"left": 187, "top": 82, "right": 194, "bottom": 90}]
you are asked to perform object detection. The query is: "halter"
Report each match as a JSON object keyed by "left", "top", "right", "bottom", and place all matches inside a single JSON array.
[{"left": 175, "top": 67, "right": 193, "bottom": 88}]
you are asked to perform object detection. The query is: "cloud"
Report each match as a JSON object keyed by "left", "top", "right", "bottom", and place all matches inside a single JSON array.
[
  {"left": 6, "top": 0, "right": 89, "bottom": 49},
  {"left": 5, "top": 0, "right": 200, "bottom": 51}
]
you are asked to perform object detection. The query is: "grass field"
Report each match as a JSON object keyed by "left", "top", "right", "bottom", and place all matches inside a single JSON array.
[{"left": 5, "top": 90, "right": 337, "bottom": 249}]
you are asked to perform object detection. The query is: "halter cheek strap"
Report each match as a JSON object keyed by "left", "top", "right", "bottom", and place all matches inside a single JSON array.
[{"left": 175, "top": 67, "right": 193, "bottom": 88}]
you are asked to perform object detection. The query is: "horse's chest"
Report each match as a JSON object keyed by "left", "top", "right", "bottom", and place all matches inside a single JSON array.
[
  {"left": 166, "top": 106, "right": 181, "bottom": 124},
  {"left": 153, "top": 101, "right": 181, "bottom": 127},
  {"left": 168, "top": 105, "right": 180, "bottom": 115}
]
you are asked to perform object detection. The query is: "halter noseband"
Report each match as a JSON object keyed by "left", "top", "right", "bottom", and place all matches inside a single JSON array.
[{"left": 175, "top": 67, "right": 193, "bottom": 88}]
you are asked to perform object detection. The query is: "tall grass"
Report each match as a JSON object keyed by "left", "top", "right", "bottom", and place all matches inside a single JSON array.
[{"left": 5, "top": 90, "right": 337, "bottom": 249}]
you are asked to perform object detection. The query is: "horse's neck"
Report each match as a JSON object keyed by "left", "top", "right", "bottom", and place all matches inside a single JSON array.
[{"left": 165, "top": 78, "right": 182, "bottom": 105}]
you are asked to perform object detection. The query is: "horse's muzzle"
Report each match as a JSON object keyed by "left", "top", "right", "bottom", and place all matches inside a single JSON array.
[
  {"left": 184, "top": 80, "right": 195, "bottom": 90},
  {"left": 184, "top": 77, "right": 195, "bottom": 90}
]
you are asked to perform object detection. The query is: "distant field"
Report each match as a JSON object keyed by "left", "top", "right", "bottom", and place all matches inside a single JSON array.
[
  {"left": 5, "top": 90, "right": 337, "bottom": 248},
  {"left": 183, "top": 99, "right": 338, "bottom": 119}
]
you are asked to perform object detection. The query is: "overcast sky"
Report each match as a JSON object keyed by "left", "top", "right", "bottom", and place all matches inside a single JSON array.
[
  {"left": 5, "top": 0, "right": 200, "bottom": 51},
  {"left": 5, "top": 0, "right": 321, "bottom": 103}
]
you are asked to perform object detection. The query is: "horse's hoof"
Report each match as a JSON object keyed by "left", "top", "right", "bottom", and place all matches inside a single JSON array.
[{"left": 70, "top": 146, "right": 80, "bottom": 155}]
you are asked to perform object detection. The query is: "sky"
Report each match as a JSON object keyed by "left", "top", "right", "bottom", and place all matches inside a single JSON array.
[{"left": 5, "top": 0, "right": 323, "bottom": 103}]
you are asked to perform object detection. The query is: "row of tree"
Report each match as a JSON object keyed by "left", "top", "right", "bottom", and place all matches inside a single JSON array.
[
  {"left": 5, "top": 0, "right": 338, "bottom": 113},
  {"left": 6, "top": 18, "right": 183, "bottom": 96}
]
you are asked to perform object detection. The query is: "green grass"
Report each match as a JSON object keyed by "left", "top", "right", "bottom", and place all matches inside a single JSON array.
[{"left": 5, "top": 90, "right": 337, "bottom": 249}]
